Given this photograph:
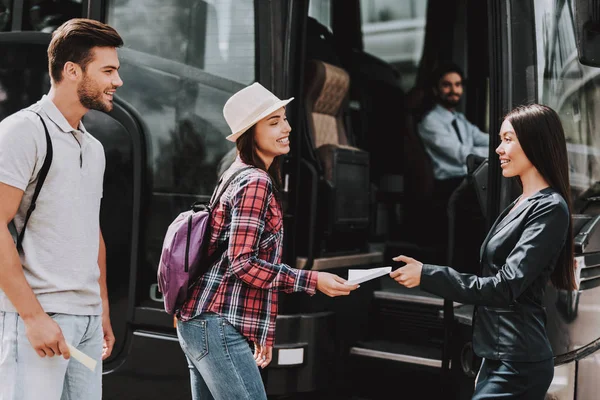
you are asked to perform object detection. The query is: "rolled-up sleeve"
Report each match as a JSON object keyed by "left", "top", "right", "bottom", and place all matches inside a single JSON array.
[{"left": 228, "top": 173, "right": 317, "bottom": 294}]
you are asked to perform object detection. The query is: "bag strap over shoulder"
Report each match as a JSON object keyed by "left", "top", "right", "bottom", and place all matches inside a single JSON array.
[
  {"left": 16, "top": 110, "right": 53, "bottom": 250},
  {"left": 198, "top": 166, "right": 255, "bottom": 273},
  {"left": 209, "top": 166, "right": 255, "bottom": 208}
]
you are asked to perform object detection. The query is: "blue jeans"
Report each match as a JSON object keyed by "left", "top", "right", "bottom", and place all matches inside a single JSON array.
[
  {"left": 176, "top": 313, "right": 267, "bottom": 400},
  {"left": 0, "top": 311, "right": 103, "bottom": 400}
]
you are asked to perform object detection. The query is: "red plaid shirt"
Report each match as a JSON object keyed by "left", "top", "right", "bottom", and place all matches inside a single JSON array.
[{"left": 178, "top": 157, "right": 318, "bottom": 346}]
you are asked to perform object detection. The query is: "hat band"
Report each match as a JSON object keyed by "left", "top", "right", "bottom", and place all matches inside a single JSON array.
[{"left": 233, "top": 97, "right": 279, "bottom": 132}]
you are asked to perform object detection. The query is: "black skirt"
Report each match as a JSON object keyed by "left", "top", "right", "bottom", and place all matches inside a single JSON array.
[{"left": 472, "top": 358, "right": 554, "bottom": 399}]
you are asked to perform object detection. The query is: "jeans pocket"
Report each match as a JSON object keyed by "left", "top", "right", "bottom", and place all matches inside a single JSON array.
[{"left": 180, "top": 319, "right": 209, "bottom": 362}]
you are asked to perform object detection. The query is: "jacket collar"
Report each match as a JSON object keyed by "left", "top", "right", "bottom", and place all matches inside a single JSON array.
[{"left": 480, "top": 187, "right": 554, "bottom": 259}]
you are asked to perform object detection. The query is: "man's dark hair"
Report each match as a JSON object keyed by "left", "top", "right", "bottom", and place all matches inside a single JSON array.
[
  {"left": 48, "top": 18, "right": 123, "bottom": 83},
  {"left": 431, "top": 61, "right": 465, "bottom": 88},
  {"left": 505, "top": 104, "right": 576, "bottom": 291}
]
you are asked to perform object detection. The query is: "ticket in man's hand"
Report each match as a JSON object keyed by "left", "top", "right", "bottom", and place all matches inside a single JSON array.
[{"left": 67, "top": 343, "right": 98, "bottom": 372}]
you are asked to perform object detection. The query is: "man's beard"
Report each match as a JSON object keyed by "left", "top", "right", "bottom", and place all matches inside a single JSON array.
[
  {"left": 438, "top": 94, "right": 461, "bottom": 109},
  {"left": 77, "top": 75, "right": 113, "bottom": 112}
]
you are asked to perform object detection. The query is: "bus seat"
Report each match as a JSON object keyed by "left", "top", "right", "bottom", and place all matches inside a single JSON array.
[
  {"left": 305, "top": 60, "right": 352, "bottom": 150},
  {"left": 304, "top": 59, "right": 370, "bottom": 253}
]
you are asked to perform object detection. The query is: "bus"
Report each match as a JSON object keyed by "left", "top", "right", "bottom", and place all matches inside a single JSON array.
[{"left": 2, "top": 0, "right": 600, "bottom": 399}]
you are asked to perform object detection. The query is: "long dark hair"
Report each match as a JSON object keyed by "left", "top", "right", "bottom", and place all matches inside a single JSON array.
[
  {"left": 236, "top": 125, "right": 282, "bottom": 193},
  {"left": 505, "top": 104, "right": 576, "bottom": 291}
]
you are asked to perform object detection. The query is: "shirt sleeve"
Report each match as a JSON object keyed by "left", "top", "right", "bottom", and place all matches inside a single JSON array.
[
  {"left": 420, "top": 197, "right": 569, "bottom": 307},
  {"left": 466, "top": 120, "right": 489, "bottom": 148},
  {"left": 227, "top": 172, "right": 318, "bottom": 294},
  {"left": 0, "top": 114, "right": 42, "bottom": 191}
]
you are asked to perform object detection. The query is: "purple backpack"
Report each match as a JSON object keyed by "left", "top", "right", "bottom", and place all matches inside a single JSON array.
[{"left": 157, "top": 167, "right": 253, "bottom": 314}]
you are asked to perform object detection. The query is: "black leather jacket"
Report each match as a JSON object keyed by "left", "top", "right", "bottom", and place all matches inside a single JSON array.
[{"left": 421, "top": 187, "right": 569, "bottom": 361}]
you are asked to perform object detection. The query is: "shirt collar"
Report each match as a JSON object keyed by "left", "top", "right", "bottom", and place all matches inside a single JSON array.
[
  {"left": 40, "top": 95, "right": 88, "bottom": 134},
  {"left": 432, "top": 103, "right": 458, "bottom": 124}
]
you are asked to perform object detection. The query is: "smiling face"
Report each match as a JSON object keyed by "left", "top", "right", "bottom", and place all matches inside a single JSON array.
[
  {"left": 254, "top": 107, "right": 291, "bottom": 166},
  {"left": 434, "top": 72, "right": 463, "bottom": 109},
  {"left": 496, "top": 119, "right": 535, "bottom": 178},
  {"left": 76, "top": 46, "right": 122, "bottom": 112}
]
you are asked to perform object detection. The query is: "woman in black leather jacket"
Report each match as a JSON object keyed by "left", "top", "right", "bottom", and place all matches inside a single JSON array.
[{"left": 391, "top": 103, "right": 576, "bottom": 399}]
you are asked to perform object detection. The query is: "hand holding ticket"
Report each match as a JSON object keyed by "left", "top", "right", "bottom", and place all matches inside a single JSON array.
[
  {"left": 67, "top": 343, "right": 97, "bottom": 372},
  {"left": 345, "top": 266, "right": 392, "bottom": 285}
]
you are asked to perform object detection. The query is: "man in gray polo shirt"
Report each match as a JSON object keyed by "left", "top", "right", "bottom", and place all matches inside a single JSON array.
[{"left": 0, "top": 19, "right": 123, "bottom": 400}]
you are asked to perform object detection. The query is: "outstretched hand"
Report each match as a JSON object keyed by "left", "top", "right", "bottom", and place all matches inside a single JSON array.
[
  {"left": 390, "top": 255, "right": 423, "bottom": 288},
  {"left": 316, "top": 272, "right": 359, "bottom": 297}
]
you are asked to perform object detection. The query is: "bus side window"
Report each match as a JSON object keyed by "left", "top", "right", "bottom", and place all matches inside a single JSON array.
[
  {"left": 360, "top": 0, "right": 427, "bottom": 92},
  {"left": 22, "top": 0, "right": 84, "bottom": 32},
  {"left": 106, "top": 0, "right": 255, "bottom": 84},
  {"left": 534, "top": 0, "right": 600, "bottom": 212},
  {"left": 104, "top": 0, "right": 256, "bottom": 310}
]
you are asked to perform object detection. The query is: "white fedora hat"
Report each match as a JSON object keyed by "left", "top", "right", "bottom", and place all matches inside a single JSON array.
[{"left": 223, "top": 82, "right": 294, "bottom": 142}]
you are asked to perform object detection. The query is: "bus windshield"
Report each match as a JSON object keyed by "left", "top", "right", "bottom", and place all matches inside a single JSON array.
[{"left": 534, "top": 0, "right": 600, "bottom": 212}]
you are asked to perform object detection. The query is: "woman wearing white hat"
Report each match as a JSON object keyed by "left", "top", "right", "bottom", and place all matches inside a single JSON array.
[{"left": 177, "top": 83, "right": 358, "bottom": 400}]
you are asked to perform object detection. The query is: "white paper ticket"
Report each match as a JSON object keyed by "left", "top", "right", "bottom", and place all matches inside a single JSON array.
[{"left": 67, "top": 344, "right": 97, "bottom": 372}]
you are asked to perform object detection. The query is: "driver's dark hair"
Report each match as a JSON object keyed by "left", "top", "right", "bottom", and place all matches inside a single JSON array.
[{"left": 431, "top": 61, "right": 465, "bottom": 89}]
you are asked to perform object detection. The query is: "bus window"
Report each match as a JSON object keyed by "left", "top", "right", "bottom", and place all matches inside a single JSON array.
[
  {"left": 360, "top": 0, "right": 427, "bottom": 91},
  {"left": 0, "top": 42, "right": 49, "bottom": 117},
  {"left": 0, "top": 1, "right": 10, "bottom": 32},
  {"left": 22, "top": 0, "right": 84, "bottom": 32},
  {"left": 104, "top": 0, "right": 255, "bottom": 311},
  {"left": 106, "top": 0, "right": 255, "bottom": 195},
  {"left": 107, "top": 0, "right": 255, "bottom": 84},
  {"left": 308, "top": 0, "right": 331, "bottom": 31},
  {"left": 534, "top": 0, "right": 600, "bottom": 211}
]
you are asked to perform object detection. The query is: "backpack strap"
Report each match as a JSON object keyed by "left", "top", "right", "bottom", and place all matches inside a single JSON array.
[
  {"left": 209, "top": 166, "right": 255, "bottom": 208},
  {"left": 16, "top": 110, "right": 53, "bottom": 250},
  {"left": 203, "top": 166, "right": 255, "bottom": 268}
]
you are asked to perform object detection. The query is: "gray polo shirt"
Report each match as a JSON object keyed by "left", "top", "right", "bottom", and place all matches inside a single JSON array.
[{"left": 0, "top": 95, "right": 105, "bottom": 315}]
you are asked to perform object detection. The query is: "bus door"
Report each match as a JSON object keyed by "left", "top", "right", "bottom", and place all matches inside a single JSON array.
[{"left": 299, "top": 0, "right": 493, "bottom": 398}]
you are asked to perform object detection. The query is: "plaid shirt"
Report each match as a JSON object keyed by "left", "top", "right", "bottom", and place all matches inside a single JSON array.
[{"left": 178, "top": 158, "right": 318, "bottom": 346}]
